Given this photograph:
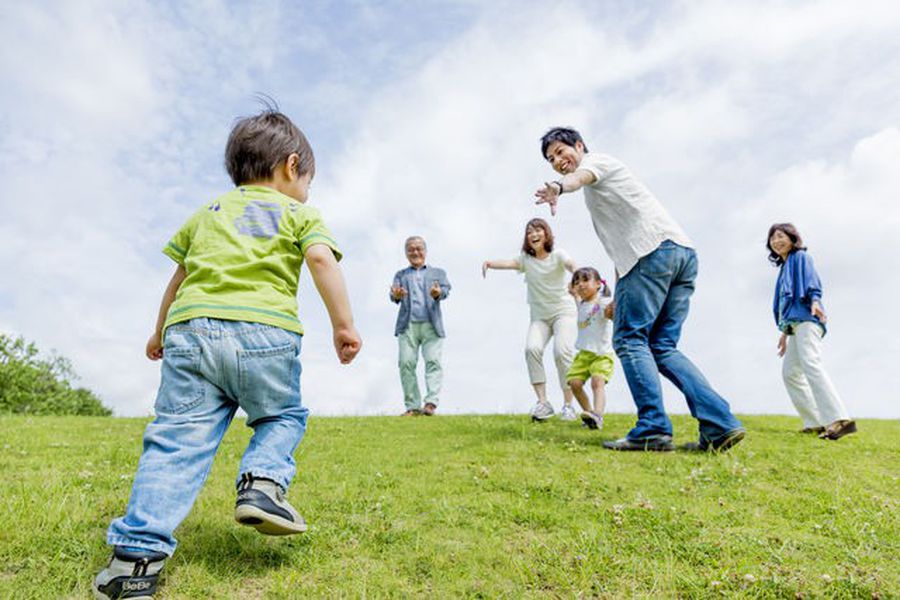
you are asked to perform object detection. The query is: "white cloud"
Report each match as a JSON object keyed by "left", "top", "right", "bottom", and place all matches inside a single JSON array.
[{"left": 1, "top": 0, "right": 899, "bottom": 421}]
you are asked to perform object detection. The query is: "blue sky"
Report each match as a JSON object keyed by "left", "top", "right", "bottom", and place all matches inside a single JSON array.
[{"left": 1, "top": 0, "right": 899, "bottom": 420}]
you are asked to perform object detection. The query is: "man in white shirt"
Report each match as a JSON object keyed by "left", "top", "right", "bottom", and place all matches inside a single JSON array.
[{"left": 535, "top": 127, "right": 744, "bottom": 452}]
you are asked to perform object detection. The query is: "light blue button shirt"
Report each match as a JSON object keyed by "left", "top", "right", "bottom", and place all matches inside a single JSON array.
[{"left": 409, "top": 267, "right": 429, "bottom": 322}]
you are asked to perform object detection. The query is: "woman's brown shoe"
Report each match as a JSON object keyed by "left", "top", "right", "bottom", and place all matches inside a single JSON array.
[{"left": 819, "top": 420, "right": 857, "bottom": 440}]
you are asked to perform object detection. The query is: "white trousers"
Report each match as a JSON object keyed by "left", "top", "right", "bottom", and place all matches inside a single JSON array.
[
  {"left": 525, "top": 313, "right": 577, "bottom": 392},
  {"left": 782, "top": 321, "right": 849, "bottom": 427}
]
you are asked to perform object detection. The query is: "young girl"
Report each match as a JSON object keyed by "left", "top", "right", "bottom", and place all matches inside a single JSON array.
[
  {"left": 482, "top": 218, "right": 578, "bottom": 422},
  {"left": 767, "top": 223, "right": 856, "bottom": 440},
  {"left": 567, "top": 267, "right": 615, "bottom": 430}
]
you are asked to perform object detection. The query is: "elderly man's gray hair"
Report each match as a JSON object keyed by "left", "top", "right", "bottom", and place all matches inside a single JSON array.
[{"left": 405, "top": 236, "right": 426, "bottom": 249}]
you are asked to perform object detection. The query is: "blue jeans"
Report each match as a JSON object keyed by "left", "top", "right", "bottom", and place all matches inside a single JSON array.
[
  {"left": 613, "top": 241, "right": 742, "bottom": 442},
  {"left": 107, "top": 318, "right": 307, "bottom": 555}
]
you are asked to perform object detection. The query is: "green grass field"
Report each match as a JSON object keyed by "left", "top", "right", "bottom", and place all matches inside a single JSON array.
[{"left": 1, "top": 414, "right": 897, "bottom": 599}]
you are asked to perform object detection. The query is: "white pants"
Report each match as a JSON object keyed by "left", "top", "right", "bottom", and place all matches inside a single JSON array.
[
  {"left": 525, "top": 313, "right": 577, "bottom": 392},
  {"left": 782, "top": 321, "right": 849, "bottom": 427}
]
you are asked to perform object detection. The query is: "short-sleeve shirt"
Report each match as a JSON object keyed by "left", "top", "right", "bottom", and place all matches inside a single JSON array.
[
  {"left": 575, "top": 298, "right": 613, "bottom": 355},
  {"left": 576, "top": 153, "right": 693, "bottom": 277},
  {"left": 517, "top": 249, "right": 577, "bottom": 320},
  {"left": 162, "top": 185, "right": 341, "bottom": 335}
]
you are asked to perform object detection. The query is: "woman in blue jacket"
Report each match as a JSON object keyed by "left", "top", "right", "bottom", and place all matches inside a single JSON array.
[{"left": 767, "top": 223, "right": 855, "bottom": 440}]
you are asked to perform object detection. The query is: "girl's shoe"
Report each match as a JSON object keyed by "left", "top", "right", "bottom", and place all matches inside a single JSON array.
[
  {"left": 93, "top": 546, "right": 167, "bottom": 600},
  {"left": 530, "top": 401, "right": 555, "bottom": 422},
  {"left": 559, "top": 405, "right": 578, "bottom": 421},
  {"left": 580, "top": 411, "right": 604, "bottom": 430},
  {"left": 819, "top": 419, "right": 857, "bottom": 440},
  {"left": 234, "top": 473, "right": 307, "bottom": 535}
]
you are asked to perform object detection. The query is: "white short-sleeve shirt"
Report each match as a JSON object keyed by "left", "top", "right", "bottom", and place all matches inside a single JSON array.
[
  {"left": 575, "top": 297, "right": 613, "bottom": 355},
  {"left": 576, "top": 153, "right": 693, "bottom": 277},
  {"left": 518, "top": 249, "right": 577, "bottom": 320}
]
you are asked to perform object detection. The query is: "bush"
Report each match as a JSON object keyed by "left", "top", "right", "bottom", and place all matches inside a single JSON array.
[{"left": 0, "top": 334, "right": 111, "bottom": 416}]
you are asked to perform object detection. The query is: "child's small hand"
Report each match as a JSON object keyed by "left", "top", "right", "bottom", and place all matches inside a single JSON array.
[
  {"left": 146, "top": 332, "right": 164, "bottom": 360},
  {"left": 334, "top": 326, "right": 362, "bottom": 364},
  {"left": 811, "top": 301, "right": 827, "bottom": 323},
  {"left": 777, "top": 333, "right": 787, "bottom": 357},
  {"left": 430, "top": 281, "right": 442, "bottom": 299},
  {"left": 604, "top": 301, "right": 615, "bottom": 320}
]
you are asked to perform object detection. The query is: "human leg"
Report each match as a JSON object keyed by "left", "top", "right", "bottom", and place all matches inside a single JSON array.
[
  {"left": 398, "top": 326, "right": 423, "bottom": 411},
  {"left": 612, "top": 246, "right": 675, "bottom": 440},
  {"left": 106, "top": 322, "right": 237, "bottom": 556},
  {"left": 551, "top": 312, "right": 578, "bottom": 408},
  {"left": 568, "top": 378, "right": 591, "bottom": 412},
  {"left": 647, "top": 246, "right": 743, "bottom": 444},
  {"left": 420, "top": 323, "right": 444, "bottom": 408},
  {"left": 793, "top": 322, "right": 851, "bottom": 429},
  {"left": 525, "top": 320, "right": 555, "bottom": 419},
  {"left": 590, "top": 375, "right": 608, "bottom": 415},
  {"left": 781, "top": 329, "right": 824, "bottom": 428}
]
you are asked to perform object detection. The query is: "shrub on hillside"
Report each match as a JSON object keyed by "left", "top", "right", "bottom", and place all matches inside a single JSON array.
[{"left": 0, "top": 334, "right": 111, "bottom": 416}]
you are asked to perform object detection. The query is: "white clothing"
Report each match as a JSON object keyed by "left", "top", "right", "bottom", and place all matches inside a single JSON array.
[
  {"left": 575, "top": 298, "right": 613, "bottom": 355},
  {"left": 518, "top": 249, "right": 577, "bottom": 320},
  {"left": 782, "top": 321, "right": 849, "bottom": 427},
  {"left": 524, "top": 313, "right": 577, "bottom": 390},
  {"left": 576, "top": 152, "right": 693, "bottom": 277}
]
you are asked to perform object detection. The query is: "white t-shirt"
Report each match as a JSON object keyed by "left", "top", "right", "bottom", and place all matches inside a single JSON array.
[
  {"left": 575, "top": 297, "right": 613, "bottom": 355},
  {"left": 576, "top": 153, "right": 693, "bottom": 277},
  {"left": 517, "top": 249, "right": 577, "bottom": 320}
]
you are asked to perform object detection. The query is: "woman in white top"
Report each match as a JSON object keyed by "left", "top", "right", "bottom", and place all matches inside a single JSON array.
[{"left": 482, "top": 218, "right": 578, "bottom": 421}]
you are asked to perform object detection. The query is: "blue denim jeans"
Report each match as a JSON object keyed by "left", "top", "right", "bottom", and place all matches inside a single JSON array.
[
  {"left": 613, "top": 241, "right": 742, "bottom": 442},
  {"left": 107, "top": 318, "right": 307, "bottom": 555}
]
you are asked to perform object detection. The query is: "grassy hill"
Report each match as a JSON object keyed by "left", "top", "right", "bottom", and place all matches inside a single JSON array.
[{"left": 1, "top": 414, "right": 897, "bottom": 598}]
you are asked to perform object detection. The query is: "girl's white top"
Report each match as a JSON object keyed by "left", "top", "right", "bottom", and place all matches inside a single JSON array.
[
  {"left": 517, "top": 249, "right": 576, "bottom": 320},
  {"left": 576, "top": 298, "right": 613, "bottom": 355},
  {"left": 576, "top": 152, "right": 693, "bottom": 277}
]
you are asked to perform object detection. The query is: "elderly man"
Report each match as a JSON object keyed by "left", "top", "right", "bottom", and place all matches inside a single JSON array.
[{"left": 390, "top": 236, "right": 451, "bottom": 416}]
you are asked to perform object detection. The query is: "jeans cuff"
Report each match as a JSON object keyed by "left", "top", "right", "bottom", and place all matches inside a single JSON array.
[
  {"left": 107, "top": 535, "right": 173, "bottom": 557},
  {"left": 236, "top": 470, "right": 291, "bottom": 492}
]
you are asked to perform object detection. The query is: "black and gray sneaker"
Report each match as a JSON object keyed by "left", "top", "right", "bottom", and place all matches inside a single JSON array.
[
  {"left": 234, "top": 473, "right": 307, "bottom": 536},
  {"left": 580, "top": 411, "right": 604, "bottom": 430},
  {"left": 93, "top": 546, "right": 166, "bottom": 600}
]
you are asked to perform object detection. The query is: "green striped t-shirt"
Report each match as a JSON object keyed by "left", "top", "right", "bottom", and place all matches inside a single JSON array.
[{"left": 162, "top": 185, "right": 341, "bottom": 335}]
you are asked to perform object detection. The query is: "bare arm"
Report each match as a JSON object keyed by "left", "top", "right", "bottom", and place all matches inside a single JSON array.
[
  {"left": 534, "top": 169, "right": 597, "bottom": 216},
  {"left": 146, "top": 265, "right": 187, "bottom": 360},
  {"left": 305, "top": 244, "right": 362, "bottom": 364},
  {"left": 482, "top": 258, "right": 521, "bottom": 277}
]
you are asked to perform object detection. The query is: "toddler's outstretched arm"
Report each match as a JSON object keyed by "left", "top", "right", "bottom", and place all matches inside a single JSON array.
[
  {"left": 146, "top": 265, "right": 187, "bottom": 360},
  {"left": 306, "top": 244, "right": 362, "bottom": 364}
]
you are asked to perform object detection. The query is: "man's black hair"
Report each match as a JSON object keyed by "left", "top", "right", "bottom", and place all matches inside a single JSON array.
[{"left": 540, "top": 127, "right": 589, "bottom": 158}]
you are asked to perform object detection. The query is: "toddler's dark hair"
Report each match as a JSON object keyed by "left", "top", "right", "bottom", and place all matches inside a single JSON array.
[
  {"left": 225, "top": 100, "right": 314, "bottom": 186},
  {"left": 571, "top": 267, "right": 611, "bottom": 297},
  {"left": 766, "top": 222, "right": 806, "bottom": 266},
  {"left": 540, "top": 127, "right": 589, "bottom": 159}
]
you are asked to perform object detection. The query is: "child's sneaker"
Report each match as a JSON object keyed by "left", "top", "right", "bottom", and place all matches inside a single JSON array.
[
  {"left": 559, "top": 404, "right": 578, "bottom": 421},
  {"left": 580, "top": 411, "right": 604, "bottom": 430},
  {"left": 93, "top": 546, "right": 167, "bottom": 600},
  {"left": 530, "top": 401, "right": 555, "bottom": 422},
  {"left": 234, "top": 473, "right": 307, "bottom": 535}
]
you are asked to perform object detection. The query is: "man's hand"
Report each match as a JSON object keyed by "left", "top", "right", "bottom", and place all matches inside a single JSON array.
[
  {"left": 390, "top": 285, "right": 407, "bottom": 301},
  {"left": 146, "top": 332, "right": 164, "bottom": 360},
  {"left": 811, "top": 300, "right": 827, "bottom": 323},
  {"left": 604, "top": 301, "right": 615, "bottom": 320},
  {"left": 777, "top": 333, "right": 787, "bottom": 357},
  {"left": 334, "top": 325, "right": 362, "bottom": 364},
  {"left": 534, "top": 182, "right": 560, "bottom": 216},
  {"left": 430, "top": 280, "right": 442, "bottom": 299},
  {"left": 481, "top": 261, "right": 491, "bottom": 278}
]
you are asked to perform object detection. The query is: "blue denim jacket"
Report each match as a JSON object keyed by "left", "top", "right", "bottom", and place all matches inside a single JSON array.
[
  {"left": 773, "top": 250, "right": 826, "bottom": 334},
  {"left": 391, "top": 265, "right": 451, "bottom": 337}
]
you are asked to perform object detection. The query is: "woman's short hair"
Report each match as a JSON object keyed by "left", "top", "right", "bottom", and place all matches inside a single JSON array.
[{"left": 766, "top": 222, "right": 806, "bottom": 266}]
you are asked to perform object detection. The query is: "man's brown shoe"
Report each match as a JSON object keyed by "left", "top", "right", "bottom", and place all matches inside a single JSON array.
[
  {"left": 819, "top": 419, "right": 857, "bottom": 440},
  {"left": 401, "top": 409, "right": 421, "bottom": 416},
  {"left": 423, "top": 402, "right": 437, "bottom": 416},
  {"left": 799, "top": 426, "right": 825, "bottom": 434}
]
